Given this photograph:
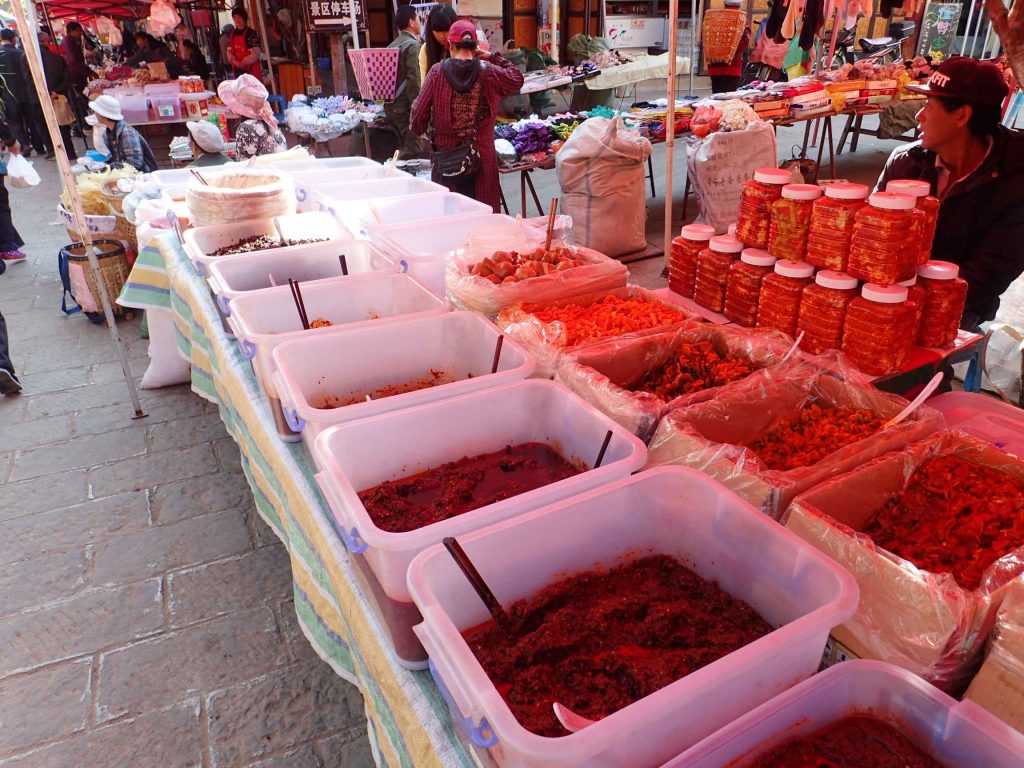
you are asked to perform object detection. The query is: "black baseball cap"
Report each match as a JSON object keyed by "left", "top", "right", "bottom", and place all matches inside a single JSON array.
[{"left": 904, "top": 57, "right": 1009, "bottom": 107}]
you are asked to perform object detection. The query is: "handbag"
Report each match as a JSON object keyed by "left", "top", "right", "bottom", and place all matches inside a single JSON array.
[
  {"left": 53, "top": 94, "right": 76, "bottom": 126},
  {"left": 432, "top": 64, "right": 488, "bottom": 183}
]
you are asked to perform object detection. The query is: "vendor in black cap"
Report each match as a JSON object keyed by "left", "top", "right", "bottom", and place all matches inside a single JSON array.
[{"left": 876, "top": 57, "right": 1022, "bottom": 328}]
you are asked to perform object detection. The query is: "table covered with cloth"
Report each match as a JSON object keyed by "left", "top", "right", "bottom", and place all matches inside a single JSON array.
[{"left": 118, "top": 233, "right": 481, "bottom": 768}]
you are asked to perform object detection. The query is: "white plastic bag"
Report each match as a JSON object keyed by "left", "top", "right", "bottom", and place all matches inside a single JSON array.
[
  {"left": 96, "top": 16, "right": 123, "bottom": 46},
  {"left": 981, "top": 323, "right": 1024, "bottom": 404},
  {"left": 6, "top": 154, "right": 40, "bottom": 189},
  {"left": 148, "top": 0, "right": 181, "bottom": 37}
]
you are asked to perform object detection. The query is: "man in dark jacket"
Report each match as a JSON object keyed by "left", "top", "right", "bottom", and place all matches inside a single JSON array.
[
  {"left": 876, "top": 57, "right": 1022, "bottom": 327},
  {"left": 386, "top": 5, "right": 425, "bottom": 159},
  {"left": 61, "top": 21, "right": 94, "bottom": 133},
  {"left": 37, "top": 32, "right": 74, "bottom": 158},
  {"left": 0, "top": 30, "right": 44, "bottom": 156}
]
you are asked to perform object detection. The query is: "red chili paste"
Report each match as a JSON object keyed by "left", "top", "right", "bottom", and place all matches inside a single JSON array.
[
  {"left": 629, "top": 341, "right": 759, "bottom": 399},
  {"left": 358, "top": 443, "right": 579, "bottom": 533},
  {"left": 745, "top": 403, "right": 885, "bottom": 472},
  {"left": 462, "top": 555, "right": 772, "bottom": 737}
]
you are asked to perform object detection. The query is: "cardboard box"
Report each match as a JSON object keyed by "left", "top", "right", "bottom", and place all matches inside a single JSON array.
[{"left": 966, "top": 578, "right": 1024, "bottom": 732}]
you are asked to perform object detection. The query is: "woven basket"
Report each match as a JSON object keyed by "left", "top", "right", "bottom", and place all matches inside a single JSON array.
[
  {"left": 349, "top": 48, "right": 400, "bottom": 101},
  {"left": 63, "top": 239, "right": 131, "bottom": 316},
  {"left": 703, "top": 9, "right": 747, "bottom": 67},
  {"left": 101, "top": 179, "right": 130, "bottom": 215}
]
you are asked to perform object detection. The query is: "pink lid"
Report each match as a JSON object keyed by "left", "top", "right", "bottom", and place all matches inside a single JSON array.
[
  {"left": 774, "top": 259, "right": 814, "bottom": 278},
  {"left": 727, "top": 222, "right": 737, "bottom": 236},
  {"left": 753, "top": 168, "right": 792, "bottom": 185},
  {"left": 918, "top": 260, "right": 960, "bottom": 280},
  {"left": 710, "top": 235, "right": 744, "bottom": 254},
  {"left": 781, "top": 183, "right": 824, "bottom": 201},
  {"left": 898, "top": 275, "right": 918, "bottom": 287},
  {"left": 680, "top": 223, "right": 716, "bottom": 241},
  {"left": 868, "top": 192, "right": 916, "bottom": 211},
  {"left": 824, "top": 182, "right": 870, "bottom": 201},
  {"left": 886, "top": 179, "right": 931, "bottom": 198},
  {"left": 815, "top": 270, "right": 857, "bottom": 289},
  {"left": 862, "top": 283, "right": 909, "bottom": 303},
  {"left": 741, "top": 248, "right": 776, "bottom": 267}
]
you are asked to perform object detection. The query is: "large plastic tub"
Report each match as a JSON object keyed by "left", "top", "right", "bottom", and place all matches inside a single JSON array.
[
  {"left": 407, "top": 466, "right": 859, "bottom": 767},
  {"left": 291, "top": 166, "right": 411, "bottom": 210},
  {"left": 312, "top": 380, "right": 647, "bottom": 668},
  {"left": 349, "top": 192, "right": 492, "bottom": 238},
  {"left": 272, "top": 311, "right": 536, "bottom": 445},
  {"left": 264, "top": 156, "right": 380, "bottom": 174},
  {"left": 182, "top": 211, "right": 350, "bottom": 277},
  {"left": 307, "top": 176, "right": 447, "bottom": 219},
  {"left": 926, "top": 391, "right": 1024, "bottom": 456},
  {"left": 671, "top": 660, "right": 1024, "bottom": 767}
]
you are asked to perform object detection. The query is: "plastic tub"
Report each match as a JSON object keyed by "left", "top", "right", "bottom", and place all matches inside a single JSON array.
[
  {"left": 312, "top": 380, "right": 647, "bottom": 667},
  {"left": 264, "top": 156, "right": 380, "bottom": 173},
  {"left": 306, "top": 176, "right": 447, "bottom": 218},
  {"left": 118, "top": 94, "right": 150, "bottom": 123},
  {"left": 182, "top": 211, "right": 350, "bottom": 277},
  {"left": 152, "top": 96, "right": 182, "bottom": 121},
  {"left": 407, "top": 466, "right": 859, "bottom": 767},
  {"left": 671, "top": 660, "right": 1024, "bottom": 767},
  {"left": 926, "top": 391, "right": 1024, "bottom": 456},
  {"left": 351, "top": 193, "right": 492, "bottom": 237},
  {"left": 290, "top": 165, "right": 411, "bottom": 211},
  {"left": 272, "top": 311, "right": 536, "bottom": 445}
]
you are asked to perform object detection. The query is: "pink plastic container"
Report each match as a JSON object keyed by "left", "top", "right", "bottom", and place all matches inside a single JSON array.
[
  {"left": 669, "top": 660, "right": 1024, "bottom": 767},
  {"left": 408, "top": 467, "right": 858, "bottom": 768},
  {"left": 926, "top": 391, "right": 1024, "bottom": 457}
]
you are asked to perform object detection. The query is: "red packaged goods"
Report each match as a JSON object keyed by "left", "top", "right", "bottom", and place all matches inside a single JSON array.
[
  {"left": 725, "top": 249, "right": 777, "bottom": 327},
  {"left": 768, "top": 183, "right": 823, "bottom": 262},
  {"left": 736, "top": 168, "right": 791, "bottom": 249},
  {"left": 887, "top": 179, "right": 939, "bottom": 265},
  {"left": 358, "top": 443, "right": 580, "bottom": 533},
  {"left": 841, "top": 284, "right": 915, "bottom": 376},
  {"left": 806, "top": 182, "right": 870, "bottom": 271},
  {"left": 848, "top": 192, "right": 918, "bottom": 285},
  {"left": 461, "top": 555, "right": 772, "bottom": 737},
  {"left": 695, "top": 235, "right": 744, "bottom": 312},
  {"left": 900, "top": 274, "right": 928, "bottom": 339},
  {"left": 669, "top": 223, "right": 715, "bottom": 298},
  {"left": 756, "top": 259, "right": 814, "bottom": 337},
  {"left": 917, "top": 261, "right": 968, "bottom": 348},
  {"left": 796, "top": 270, "right": 858, "bottom": 355}
]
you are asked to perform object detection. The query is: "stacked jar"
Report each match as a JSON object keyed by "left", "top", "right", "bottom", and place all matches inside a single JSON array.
[
  {"left": 805, "top": 182, "right": 870, "bottom": 271},
  {"left": 756, "top": 260, "right": 815, "bottom": 337},
  {"left": 899, "top": 274, "right": 928, "bottom": 340},
  {"left": 841, "top": 284, "right": 915, "bottom": 376},
  {"left": 917, "top": 261, "right": 968, "bottom": 347},
  {"left": 768, "top": 183, "right": 823, "bottom": 262},
  {"left": 694, "top": 235, "right": 745, "bottom": 312},
  {"left": 796, "top": 270, "right": 859, "bottom": 354},
  {"left": 848, "top": 192, "right": 918, "bottom": 285},
  {"left": 735, "top": 168, "right": 791, "bottom": 249},
  {"left": 724, "top": 249, "right": 777, "bottom": 327},
  {"left": 668, "top": 223, "right": 716, "bottom": 298},
  {"left": 887, "top": 179, "right": 939, "bottom": 265}
]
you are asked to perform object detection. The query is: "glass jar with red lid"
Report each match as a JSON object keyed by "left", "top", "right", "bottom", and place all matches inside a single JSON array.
[
  {"left": 848, "top": 192, "right": 918, "bottom": 285},
  {"left": 736, "top": 168, "right": 791, "bottom": 249},
  {"left": 806, "top": 182, "right": 870, "bottom": 271},
  {"left": 756, "top": 259, "right": 815, "bottom": 337},
  {"left": 796, "top": 270, "right": 859, "bottom": 355},
  {"left": 842, "top": 283, "right": 915, "bottom": 376},
  {"left": 887, "top": 179, "right": 939, "bottom": 265},
  {"left": 694, "top": 235, "right": 745, "bottom": 312},
  {"left": 668, "top": 223, "right": 716, "bottom": 298},
  {"left": 768, "top": 183, "right": 823, "bottom": 262},
  {"left": 899, "top": 274, "right": 927, "bottom": 340},
  {"left": 725, "top": 248, "right": 777, "bottom": 327},
  {"left": 917, "top": 260, "right": 968, "bottom": 347}
]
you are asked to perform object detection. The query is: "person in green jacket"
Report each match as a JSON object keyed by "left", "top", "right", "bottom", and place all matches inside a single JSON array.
[{"left": 386, "top": 6, "right": 425, "bottom": 159}]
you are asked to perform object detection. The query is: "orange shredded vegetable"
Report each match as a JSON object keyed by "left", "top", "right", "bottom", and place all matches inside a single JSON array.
[{"left": 524, "top": 295, "right": 688, "bottom": 347}]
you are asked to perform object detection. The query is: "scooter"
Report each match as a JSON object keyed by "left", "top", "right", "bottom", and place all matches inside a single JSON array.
[{"left": 822, "top": 19, "right": 916, "bottom": 70}]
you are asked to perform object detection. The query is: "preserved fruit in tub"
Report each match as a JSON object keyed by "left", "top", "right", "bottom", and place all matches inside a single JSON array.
[
  {"left": 917, "top": 261, "right": 968, "bottom": 348},
  {"left": 756, "top": 259, "right": 814, "bottom": 337},
  {"left": 848, "top": 192, "right": 917, "bottom": 285},
  {"left": 796, "top": 270, "right": 858, "bottom": 355},
  {"left": 736, "top": 168, "right": 791, "bottom": 249},
  {"left": 724, "top": 249, "right": 776, "bottom": 327},
  {"left": 806, "top": 182, "right": 870, "bottom": 271},
  {"left": 768, "top": 183, "right": 822, "bottom": 262},
  {"left": 888, "top": 179, "right": 939, "bottom": 265},
  {"left": 669, "top": 223, "right": 715, "bottom": 298},
  {"left": 841, "top": 284, "right": 915, "bottom": 377},
  {"left": 695, "top": 235, "right": 744, "bottom": 312}
]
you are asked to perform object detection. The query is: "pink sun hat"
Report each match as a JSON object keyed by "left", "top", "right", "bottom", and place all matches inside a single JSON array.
[{"left": 218, "top": 74, "right": 277, "bottom": 126}]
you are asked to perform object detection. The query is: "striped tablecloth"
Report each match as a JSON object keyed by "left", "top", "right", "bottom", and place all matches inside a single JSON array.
[{"left": 119, "top": 233, "right": 479, "bottom": 768}]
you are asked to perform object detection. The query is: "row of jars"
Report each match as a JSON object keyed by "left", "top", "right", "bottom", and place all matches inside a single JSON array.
[
  {"left": 668, "top": 227, "right": 967, "bottom": 376},
  {"left": 731, "top": 168, "right": 939, "bottom": 285}
]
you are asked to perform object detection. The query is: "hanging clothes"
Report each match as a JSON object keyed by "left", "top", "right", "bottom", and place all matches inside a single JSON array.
[
  {"left": 799, "top": 0, "right": 826, "bottom": 50},
  {"left": 765, "top": 0, "right": 793, "bottom": 41}
]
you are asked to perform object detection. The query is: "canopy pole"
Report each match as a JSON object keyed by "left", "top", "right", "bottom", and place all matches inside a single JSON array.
[
  {"left": 252, "top": 0, "right": 278, "bottom": 93},
  {"left": 13, "top": 0, "right": 146, "bottom": 420},
  {"left": 663, "top": 0, "right": 680, "bottom": 269}
]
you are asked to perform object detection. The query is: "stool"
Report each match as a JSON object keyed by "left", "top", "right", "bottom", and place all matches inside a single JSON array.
[{"left": 268, "top": 95, "right": 287, "bottom": 122}]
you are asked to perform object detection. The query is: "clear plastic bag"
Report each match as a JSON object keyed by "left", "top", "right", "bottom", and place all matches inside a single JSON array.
[
  {"left": 645, "top": 354, "right": 942, "bottom": 518},
  {"left": 555, "top": 324, "right": 794, "bottom": 442},
  {"left": 785, "top": 429, "right": 1024, "bottom": 693},
  {"left": 185, "top": 170, "right": 297, "bottom": 227}
]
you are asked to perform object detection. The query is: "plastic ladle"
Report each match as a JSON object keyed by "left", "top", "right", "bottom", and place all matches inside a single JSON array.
[
  {"left": 884, "top": 371, "right": 944, "bottom": 429},
  {"left": 781, "top": 331, "right": 805, "bottom": 363},
  {"left": 552, "top": 702, "right": 596, "bottom": 733}
]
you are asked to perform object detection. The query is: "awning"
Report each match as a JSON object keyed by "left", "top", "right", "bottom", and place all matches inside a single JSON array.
[{"left": 35, "top": 0, "right": 227, "bottom": 22}]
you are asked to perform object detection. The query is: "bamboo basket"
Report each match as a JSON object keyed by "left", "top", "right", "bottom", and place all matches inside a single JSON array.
[
  {"left": 62, "top": 239, "right": 132, "bottom": 317},
  {"left": 703, "top": 9, "right": 747, "bottom": 67}
]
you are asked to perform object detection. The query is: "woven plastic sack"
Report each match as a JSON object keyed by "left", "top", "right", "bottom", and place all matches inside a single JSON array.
[
  {"left": 349, "top": 48, "right": 400, "bottom": 101},
  {"left": 185, "top": 170, "right": 296, "bottom": 227},
  {"left": 645, "top": 354, "right": 943, "bottom": 518},
  {"left": 786, "top": 429, "right": 1024, "bottom": 694},
  {"left": 555, "top": 324, "right": 794, "bottom": 442}
]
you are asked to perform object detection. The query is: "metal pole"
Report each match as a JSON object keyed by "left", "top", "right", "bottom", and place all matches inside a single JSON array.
[
  {"left": 961, "top": 0, "right": 979, "bottom": 55},
  {"left": 688, "top": 0, "right": 698, "bottom": 95},
  {"left": 664, "top": 0, "right": 679, "bottom": 270},
  {"left": 14, "top": 0, "right": 145, "bottom": 419},
  {"left": 251, "top": 0, "right": 278, "bottom": 93}
]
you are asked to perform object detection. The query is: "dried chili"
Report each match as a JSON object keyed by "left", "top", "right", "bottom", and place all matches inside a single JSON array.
[
  {"left": 523, "top": 294, "right": 688, "bottom": 347},
  {"left": 629, "top": 341, "right": 758, "bottom": 400}
]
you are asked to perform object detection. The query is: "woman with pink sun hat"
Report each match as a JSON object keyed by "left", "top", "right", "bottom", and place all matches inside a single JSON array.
[{"left": 218, "top": 74, "right": 287, "bottom": 160}]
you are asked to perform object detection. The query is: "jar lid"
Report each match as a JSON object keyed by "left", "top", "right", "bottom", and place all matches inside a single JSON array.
[
  {"left": 898, "top": 275, "right": 918, "bottom": 287},
  {"left": 710, "top": 235, "right": 744, "bottom": 253},
  {"left": 727, "top": 222, "right": 737, "bottom": 236},
  {"left": 886, "top": 179, "right": 931, "bottom": 198},
  {"left": 862, "top": 283, "right": 909, "bottom": 303},
  {"left": 868, "top": 191, "right": 916, "bottom": 210},
  {"left": 741, "top": 248, "right": 776, "bottom": 267},
  {"left": 918, "top": 260, "right": 960, "bottom": 280},
  {"left": 753, "top": 168, "right": 792, "bottom": 185},
  {"left": 781, "top": 183, "right": 824, "bottom": 201},
  {"left": 815, "top": 270, "right": 857, "bottom": 289},
  {"left": 680, "top": 223, "right": 716, "bottom": 241},
  {"left": 775, "top": 259, "right": 814, "bottom": 278},
  {"left": 824, "top": 182, "right": 870, "bottom": 201}
]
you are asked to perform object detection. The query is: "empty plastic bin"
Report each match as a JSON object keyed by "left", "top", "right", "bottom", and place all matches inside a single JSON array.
[
  {"left": 152, "top": 96, "right": 182, "bottom": 121},
  {"left": 407, "top": 466, "right": 859, "bottom": 768},
  {"left": 290, "top": 165, "right": 411, "bottom": 210},
  {"left": 312, "top": 380, "right": 647, "bottom": 668},
  {"left": 272, "top": 311, "right": 536, "bottom": 445},
  {"left": 182, "top": 211, "right": 350, "bottom": 276},
  {"left": 349, "top": 193, "right": 492, "bottom": 238},
  {"left": 926, "top": 391, "right": 1024, "bottom": 456},
  {"left": 305, "top": 176, "right": 446, "bottom": 218},
  {"left": 264, "top": 157, "right": 380, "bottom": 174},
  {"left": 670, "top": 660, "right": 1024, "bottom": 767},
  {"left": 117, "top": 94, "right": 150, "bottom": 123}
]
